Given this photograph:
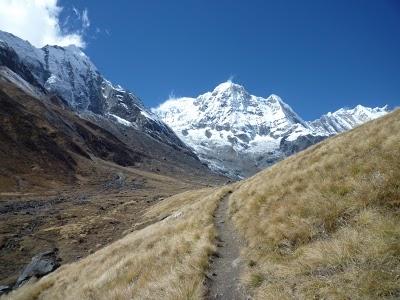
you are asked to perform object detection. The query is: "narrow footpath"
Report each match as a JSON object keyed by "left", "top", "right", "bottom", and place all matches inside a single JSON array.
[{"left": 206, "top": 192, "right": 248, "bottom": 300}]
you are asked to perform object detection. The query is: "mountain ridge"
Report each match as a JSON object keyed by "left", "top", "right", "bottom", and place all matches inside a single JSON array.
[
  {"left": 0, "top": 30, "right": 189, "bottom": 151},
  {"left": 153, "top": 81, "right": 389, "bottom": 177}
]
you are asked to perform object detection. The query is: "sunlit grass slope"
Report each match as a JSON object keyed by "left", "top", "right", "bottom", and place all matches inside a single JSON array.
[{"left": 229, "top": 109, "right": 400, "bottom": 299}]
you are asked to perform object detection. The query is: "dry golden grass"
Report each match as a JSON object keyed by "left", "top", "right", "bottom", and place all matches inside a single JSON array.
[
  {"left": 3, "top": 187, "right": 230, "bottom": 300},
  {"left": 229, "top": 109, "right": 400, "bottom": 299}
]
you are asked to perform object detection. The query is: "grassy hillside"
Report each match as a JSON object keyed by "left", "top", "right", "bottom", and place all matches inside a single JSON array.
[
  {"left": 229, "top": 109, "right": 400, "bottom": 299},
  {"left": 3, "top": 187, "right": 231, "bottom": 300},
  {"left": 3, "top": 110, "right": 399, "bottom": 299}
]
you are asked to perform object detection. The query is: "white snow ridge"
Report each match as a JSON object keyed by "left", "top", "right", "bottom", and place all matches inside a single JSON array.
[{"left": 153, "top": 81, "right": 389, "bottom": 178}]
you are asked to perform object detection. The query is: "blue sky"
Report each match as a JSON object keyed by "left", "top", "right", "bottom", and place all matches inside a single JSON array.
[{"left": 9, "top": 1, "right": 400, "bottom": 119}]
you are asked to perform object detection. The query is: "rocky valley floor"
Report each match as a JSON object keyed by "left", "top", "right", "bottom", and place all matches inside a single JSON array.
[{"left": 0, "top": 159, "right": 223, "bottom": 288}]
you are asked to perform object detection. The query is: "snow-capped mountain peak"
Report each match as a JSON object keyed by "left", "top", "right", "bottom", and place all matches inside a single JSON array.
[
  {"left": 195, "top": 80, "right": 253, "bottom": 114},
  {"left": 153, "top": 82, "right": 389, "bottom": 178},
  {"left": 213, "top": 80, "right": 244, "bottom": 92},
  {"left": 211, "top": 80, "right": 250, "bottom": 99}
]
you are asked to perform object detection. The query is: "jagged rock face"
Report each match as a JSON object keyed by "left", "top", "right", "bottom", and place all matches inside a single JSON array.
[
  {"left": 0, "top": 30, "right": 185, "bottom": 149},
  {"left": 153, "top": 81, "right": 389, "bottom": 178}
]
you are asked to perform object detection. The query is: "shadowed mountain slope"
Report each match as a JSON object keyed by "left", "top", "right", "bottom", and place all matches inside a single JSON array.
[{"left": 0, "top": 67, "right": 218, "bottom": 192}]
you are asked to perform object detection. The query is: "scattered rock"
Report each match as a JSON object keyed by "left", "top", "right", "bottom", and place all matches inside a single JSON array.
[
  {"left": 0, "top": 285, "right": 11, "bottom": 295},
  {"left": 167, "top": 211, "right": 183, "bottom": 220},
  {"left": 232, "top": 257, "right": 241, "bottom": 268},
  {"left": 15, "top": 248, "right": 61, "bottom": 288}
]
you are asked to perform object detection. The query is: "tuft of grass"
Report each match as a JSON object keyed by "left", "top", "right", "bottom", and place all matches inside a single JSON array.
[
  {"left": 229, "top": 110, "right": 400, "bottom": 299},
  {"left": 249, "top": 273, "right": 264, "bottom": 288},
  {"left": 248, "top": 260, "right": 257, "bottom": 267}
]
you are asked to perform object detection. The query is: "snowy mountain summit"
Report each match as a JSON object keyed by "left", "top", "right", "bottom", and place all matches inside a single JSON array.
[{"left": 153, "top": 81, "right": 388, "bottom": 178}]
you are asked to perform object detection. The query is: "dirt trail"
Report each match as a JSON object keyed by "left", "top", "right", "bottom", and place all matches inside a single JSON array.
[{"left": 206, "top": 192, "right": 248, "bottom": 299}]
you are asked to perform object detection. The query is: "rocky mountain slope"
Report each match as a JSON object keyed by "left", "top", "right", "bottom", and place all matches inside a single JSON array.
[
  {"left": 0, "top": 30, "right": 220, "bottom": 192},
  {"left": 153, "top": 81, "right": 389, "bottom": 178},
  {"left": 0, "top": 66, "right": 221, "bottom": 192},
  {"left": 0, "top": 30, "right": 193, "bottom": 153},
  {"left": 0, "top": 68, "right": 140, "bottom": 191}
]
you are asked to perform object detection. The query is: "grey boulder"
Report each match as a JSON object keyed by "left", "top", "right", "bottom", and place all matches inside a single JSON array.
[{"left": 15, "top": 248, "right": 61, "bottom": 288}]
